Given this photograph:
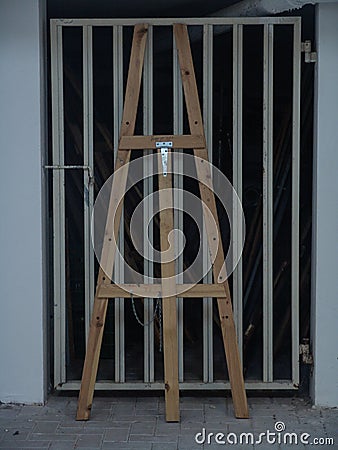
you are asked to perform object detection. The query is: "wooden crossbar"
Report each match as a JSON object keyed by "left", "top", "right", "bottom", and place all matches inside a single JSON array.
[
  {"left": 76, "top": 22, "right": 248, "bottom": 423},
  {"left": 119, "top": 134, "right": 205, "bottom": 149},
  {"left": 97, "top": 283, "right": 227, "bottom": 298}
]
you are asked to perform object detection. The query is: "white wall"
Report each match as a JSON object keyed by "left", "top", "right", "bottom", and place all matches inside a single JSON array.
[
  {"left": 311, "top": 3, "right": 338, "bottom": 407},
  {"left": 0, "top": 0, "right": 47, "bottom": 403}
]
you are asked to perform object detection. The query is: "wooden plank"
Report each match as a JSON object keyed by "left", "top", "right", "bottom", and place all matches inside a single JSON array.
[
  {"left": 119, "top": 134, "right": 205, "bottom": 149},
  {"left": 77, "top": 24, "right": 149, "bottom": 421},
  {"left": 157, "top": 150, "right": 180, "bottom": 422},
  {"left": 174, "top": 23, "right": 249, "bottom": 419},
  {"left": 178, "top": 284, "right": 226, "bottom": 297},
  {"left": 97, "top": 283, "right": 227, "bottom": 298}
]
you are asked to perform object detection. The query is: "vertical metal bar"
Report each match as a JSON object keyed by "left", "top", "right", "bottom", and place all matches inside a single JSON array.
[
  {"left": 291, "top": 20, "right": 301, "bottom": 387},
  {"left": 203, "top": 24, "right": 214, "bottom": 383},
  {"left": 173, "top": 31, "right": 184, "bottom": 383},
  {"left": 263, "top": 24, "right": 274, "bottom": 382},
  {"left": 232, "top": 24, "right": 243, "bottom": 362},
  {"left": 83, "top": 26, "right": 95, "bottom": 345},
  {"left": 113, "top": 25, "right": 125, "bottom": 382},
  {"left": 143, "top": 25, "right": 154, "bottom": 383},
  {"left": 51, "top": 22, "right": 66, "bottom": 386}
]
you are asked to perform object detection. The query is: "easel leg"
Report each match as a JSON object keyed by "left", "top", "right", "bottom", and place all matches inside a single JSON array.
[
  {"left": 76, "top": 23, "right": 148, "bottom": 421},
  {"left": 77, "top": 295, "right": 108, "bottom": 420},
  {"left": 173, "top": 23, "right": 249, "bottom": 418},
  {"left": 217, "top": 297, "right": 249, "bottom": 418},
  {"left": 158, "top": 150, "right": 180, "bottom": 422},
  {"left": 162, "top": 297, "right": 180, "bottom": 421}
]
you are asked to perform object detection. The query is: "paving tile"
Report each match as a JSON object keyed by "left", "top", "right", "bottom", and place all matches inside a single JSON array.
[
  {"left": 0, "top": 406, "right": 21, "bottom": 419},
  {"left": 76, "top": 434, "right": 103, "bottom": 448},
  {"left": 177, "top": 447, "right": 201, "bottom": 450},
  {"left": 34, "top": 421, "right": 60, "bottom": 433},
  {"left": 57, "top": 425, "right": 85, "bottom": 434},
  {"left": 129, "top": 434, "right": 177, "bottom": 443},
  {"left": 155, "top": 421, "right": 180, "bottom": 436},
  {"left": 102, "top": 443, "right": 151, "bottom": 450},
  {"left": 151, "top": 444, "right": 178, "bottom": 450},
  {"left": 83, "top": 422, "right": 114, "bottom": 430},
  {"left": 130, "top": 422, "right": 155, "bottom": 435},
  {"left": 0, "top": 440, "right": 50, "bottom": 448},
  {"left": 180, "top": 400, "right": 204, "bottom": 411},
  {"left": 49, "top": 442, "right": 78, "bottom": 449},
  {"left": 79, "top": 428, "right": 111, "bottom": 436},
  {"left": 104, "top": 428, "right": 129, "bottom": 442},
  {"left": 104, "top": 420, "right": 136, "bottom": 428},
  {"left": 180, "top": 421, "right": 205, "bottom": 431},
  {"left": 113, "top": 404, "right": 135, "bottom": 414},
  {"left": 15, "top": 406, "right": 45, "bottom": 417},
  {"left": 215, "top": 446, "right": 254, "bottom": 450},
  {"left": 1, "top": 430, "right": 30, "bottom": 441},
  {"left": 0, "top": 422, "right": 35, "bottom": 434},
  {"left": 110, "top": 397, "right": 136, "bottom": 404},
  {"left": 0, "top": 413, "right": 19, "bottom": 422},
  {"left": 136, "top": 398, "right": 159, "bottom": 410},
  {"left": 111, "top": 414, "right": 158, "bottom": 422},
  {"left": 180, "top": 410, "right": 204, "bottom": 424},
  {"left": 29, "top": 432, "right": 77, "bottom": 442},
  {"left": 90, "top": 399, "right": 114, "bottom": 408},
  {"left": 177, "top": 435, "right": 203, "bottom": 450},
  {"left": 134, "top": 411, "right": 160, "bottom": 420}
]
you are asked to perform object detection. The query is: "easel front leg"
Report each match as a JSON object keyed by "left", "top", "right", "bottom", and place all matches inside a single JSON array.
[
  {"left": 76, "top": 294, "right": 108, "bottom": 420},
  {"left": 217, "top": 296, "right": 249, "bottom": 418},
  {"left": 158, "top": 150, "right": 180, "bottom": 422},
  {"left": 174, "top": 23, "right": 248, "bottom": 419},
  {"left": 162, "top": 297, "right": 180, "bottom": 422},
  {"left": 77, "top": 23, "right": 148, "bottom": 421}
]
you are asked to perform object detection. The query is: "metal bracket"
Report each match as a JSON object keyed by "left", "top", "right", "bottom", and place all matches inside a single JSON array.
[
  {"left": 156, "top": 141, "right": 172, "bottom": 177},
  {"left": 301, "top": 40, "right": 317, "bottom": 63},
  {"left": 44, "top": 165, "right": 94, "bottom": 183}
]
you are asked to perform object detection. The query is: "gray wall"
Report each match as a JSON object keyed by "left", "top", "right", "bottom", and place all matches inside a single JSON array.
[
  {"left": 0, "top": 0, "right": 47, "bottom": 403},
  {"left": 311, "top": 2, "right": 338, "bottom": 407}
]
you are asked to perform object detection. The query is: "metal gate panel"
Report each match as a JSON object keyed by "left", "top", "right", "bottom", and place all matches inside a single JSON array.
[{"left": 50, "top": 17, "right": 301, "bottom": 390}]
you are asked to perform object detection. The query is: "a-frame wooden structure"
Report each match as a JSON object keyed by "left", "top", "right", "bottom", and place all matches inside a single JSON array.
[{"left": 77, "top": 23, "right": 248, "bottom": 422}]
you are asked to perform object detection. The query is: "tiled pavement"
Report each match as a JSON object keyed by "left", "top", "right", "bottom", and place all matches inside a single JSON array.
[{"left": 0, "top": 395, "right": 337, "bottom": 449}]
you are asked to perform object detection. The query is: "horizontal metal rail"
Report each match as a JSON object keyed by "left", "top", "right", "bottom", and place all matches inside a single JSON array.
[
  {"left": 57, "top": 381, "right": 298, "bottom": 391},
  {"left": 53, "top": 17, "right": 300, "bottom": 26}
]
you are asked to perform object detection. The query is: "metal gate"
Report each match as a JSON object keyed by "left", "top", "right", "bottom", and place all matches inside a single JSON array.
[{"left": 50, "top": 17, "right": 301, "bottom": 390}]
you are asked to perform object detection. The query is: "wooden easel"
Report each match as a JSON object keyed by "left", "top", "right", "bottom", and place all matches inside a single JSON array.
[{"left": 76, "top": 23, "right": 248, "bottom": 422}]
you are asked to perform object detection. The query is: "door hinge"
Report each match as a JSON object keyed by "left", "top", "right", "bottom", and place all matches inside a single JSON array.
[
  {"left": 301, "top": 40, "right": 317, "bottom": 63},
  {"left": 156, "top": 141, "right": 172, "bottom": 177},
  {"left": 299, "top": 338, "right": 313, "bottom": 365}
]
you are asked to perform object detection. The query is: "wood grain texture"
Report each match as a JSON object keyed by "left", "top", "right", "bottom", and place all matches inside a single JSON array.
[
  {"left": 97, "top": 283, "right": 227, "bottom": 298},
  {"left": 119, "top": 134, "right": 205, "bottom": 149},
  {"left": 157, "top": 150, "right": 180, "bottom": 422}
]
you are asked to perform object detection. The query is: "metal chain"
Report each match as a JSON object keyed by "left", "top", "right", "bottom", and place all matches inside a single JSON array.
[
  {"left": 131, "top": 293, "right": 159, "bottom": 327},
  {"left": 131, "top": 293, "right": 163, "bottom": 352}
]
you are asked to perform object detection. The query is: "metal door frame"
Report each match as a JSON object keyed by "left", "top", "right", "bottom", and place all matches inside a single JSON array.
[{"left": 50, "top": 16, "right": 301, "bottom": 390}]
